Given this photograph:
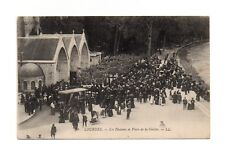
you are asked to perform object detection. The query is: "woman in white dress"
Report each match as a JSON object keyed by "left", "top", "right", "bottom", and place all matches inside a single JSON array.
[
  {"left": 159, "top": 95, "right": 162, "bottom": 106},
  {"left": 150, "top": 95, "right": 154, "bottom": 105}
]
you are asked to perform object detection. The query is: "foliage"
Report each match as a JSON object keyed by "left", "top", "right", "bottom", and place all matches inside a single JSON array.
[
  {"left": 79, "top": 54, "right": 141, "bottom": 84},
  {"left": 39, "top": 16, "right": 209, "bottom": 55}
]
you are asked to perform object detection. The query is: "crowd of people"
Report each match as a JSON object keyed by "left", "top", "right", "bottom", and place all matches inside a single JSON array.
[
  {"left": 20, "top": 80, "right": 80, "bottom": 116},
  {"left": 89, "top": 53, "right": 209, "bottom": 116},
  {"left": 20, "top": 51, "right": 210, "bottom": 138}
]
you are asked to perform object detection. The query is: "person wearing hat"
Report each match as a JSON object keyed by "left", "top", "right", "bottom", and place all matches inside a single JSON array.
[
  {"left": 150, "top": 94, "right": 154, "bottom": 105},
  {"left": 72, "top": 112, "right": 79, "bottom": 130},
  {"left": 50, "top": 101, "right": 55, "bottom": 115},
  {"left": 161, "top": 94, "right": 166, "bottom": 106},
  {"left": 187, "top": 99, "right": 192, "bottom": 110},
  {"left": 177, "top": 91, "right": 182, "bottom": 104},
  {"left": 191, "top": 98, "right": 195, "bottom": 110},
  {"left": 51, "top": 124, "right": 57, "bottom": 139},
  {"left": 182, "top": 97, "right": 188, "bottom": 110},
  {"left": 172, "top": 91, "right": 177, "bottom": 104},
  {"left": 83, "top": 115, "right": 88, "bottom": 127},
  {"left": 126, "top": 101, "right": 132, "bottom": 119}
]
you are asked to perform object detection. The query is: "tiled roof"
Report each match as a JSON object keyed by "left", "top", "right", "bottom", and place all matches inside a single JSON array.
[{"left": 18, "top": 38, "right": 59, "bottom": 60}]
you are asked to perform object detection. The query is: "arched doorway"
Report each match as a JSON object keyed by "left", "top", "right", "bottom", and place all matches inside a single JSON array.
[
  {"left": 31, "top": 81, "right": 36, "bottom": 90},
  {"left": 70, "top": 46, "right": 79, "bottom": 85},
  {"left": 80, "top": 43, "right": 89, "bottom": 69},
  {"left": 56, "top": 48, "right": 69, "bottom": 82},
  {"left": 23, "top": 81, "right": 28, "bottom": 90},
  {"left": 38, "top": 80, "right": 42, "bottom": 88}
]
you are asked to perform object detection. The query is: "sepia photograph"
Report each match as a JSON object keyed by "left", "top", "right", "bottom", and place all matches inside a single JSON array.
[{"left": 17, "top": 16, "right": 210, "bottom": 139}]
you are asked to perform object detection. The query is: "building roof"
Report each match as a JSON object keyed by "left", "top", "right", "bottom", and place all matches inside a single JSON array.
[
  {"left": 74, "top": 34, "right": 82, "bottom": 46},
  {"left": 18, "top": 38, "right": 59, "bottom": 60},
  {"left": 90, "top": 51, "right": 102, "bottom": 57},
  {"left": 20, "top": 63, "right": 44, "bottom": 78},
  {"left": 17, "top": 33, "right": 84, "bottom": 61},
  {"left": 62, "top": 37, "right": 72, "bottom": 52},
  {"left": 36, "top": 34, "right": 83, "bottom": 47}
]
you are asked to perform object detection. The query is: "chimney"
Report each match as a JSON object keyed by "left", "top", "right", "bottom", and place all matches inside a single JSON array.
[{"left": 34, "top": 17, "right": 41, "bottom": 35}]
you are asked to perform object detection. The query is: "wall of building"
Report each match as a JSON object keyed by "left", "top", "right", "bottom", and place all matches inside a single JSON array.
[
  {"left": 90, "top": 55, "right": 101, "bottom": 66},
  {"left": 39, "top": 63, "right": 56, "bottom": 86},
  {"left": 19, "top": 62, "right": 70, "bottom": 91},
  {"left": 18, "top": 32, "right": 92, "bottom": 90},
  {"left": 20, "top": 76, "right": 44, "bottom": 92}
]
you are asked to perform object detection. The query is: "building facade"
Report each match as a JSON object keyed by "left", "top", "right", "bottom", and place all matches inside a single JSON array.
[
  {"left": 18, "top": 31, "right": 91, "bottom": 92},
  {"left": 90, "top": 52, "right": 102, "bottom": 66}
]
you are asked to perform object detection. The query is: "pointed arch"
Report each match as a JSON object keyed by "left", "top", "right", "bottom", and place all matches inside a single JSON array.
[
  {"left": 56, "top": 48, "right": 69, "bottom": 81},
  {"left": 80, "top": 43, "right": 90, "bottom": 69},
  {"left": 70, "top": 45, "right": 80, "bottom": 72}
]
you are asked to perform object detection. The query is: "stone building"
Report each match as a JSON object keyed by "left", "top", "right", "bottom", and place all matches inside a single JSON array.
[
  {"left": 19, "top": 63, "right": 45, "bottom": 92},
  {"left": 18, "top": 30, "right": 91, "bottom": 92},
  {"left": 90, "top": 51, "right": 102, "bottom": 66}
]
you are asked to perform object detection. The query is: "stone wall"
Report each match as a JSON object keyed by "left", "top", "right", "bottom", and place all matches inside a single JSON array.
[
  {"left": 20, "top": 76, "right": 44, "bottom": 92},
  {"left": 39, "top": 63, "right": 56, "bottom": 86},
  {"left": 90, "top": 55, "right": 101, "bottom": 66}
]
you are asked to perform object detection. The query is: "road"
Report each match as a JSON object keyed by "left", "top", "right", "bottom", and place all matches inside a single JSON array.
[
  {"left": 187, "top": 42, "right": 210, "bottom": 86},
  {"left": 18, "top": 44, "right": 210, "bottom": 139},
  {"left": 178, "top": 42, "right": 210, "bottom": 87},
  {"left": 17, "top": 89, "right": 209, "bottom": 139},
  {"left": 18, "top": 105, "right": 59, "bottom": 130}
]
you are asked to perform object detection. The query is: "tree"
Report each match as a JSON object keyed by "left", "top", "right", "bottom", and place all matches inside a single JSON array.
[
  {"left": 38, "top": 16, "right": 209, "bottom": 56},
  {"left": 146, "top": 19, "right": 153, "bottom": 56},
  {"left": 104, "top": 17, "right": 132, "bottom": 55}
]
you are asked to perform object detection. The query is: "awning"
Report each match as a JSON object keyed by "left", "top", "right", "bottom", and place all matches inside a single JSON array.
[
  {"left": 58, "top": 88, "right": 88, "bottom": 94},
  {"left": 82, "top": 84, "right": 93, "bottom": 88}
]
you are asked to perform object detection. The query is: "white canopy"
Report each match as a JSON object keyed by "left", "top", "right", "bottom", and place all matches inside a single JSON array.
[{"left": 58, "top": 88, "right": 88, "bottom": 94}]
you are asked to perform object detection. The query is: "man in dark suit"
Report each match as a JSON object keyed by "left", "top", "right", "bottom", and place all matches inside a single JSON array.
[
  {"left": 73, "top": 112, "right": 79, "bottom": 130},
  {"left": 183, "top": 97, "right": 188, "bottom": 110},
  {"left": 51, "top": 124, "right": 57, "bottom": 139},
  {"left": 126, "top": 101, "right": 132, "bottom": 119},
  {"left": 191, "top": 98, "right": 195, "bottom": 110},
  {"left": 83, "top": 115, "right": 87, "bottom": 127}
]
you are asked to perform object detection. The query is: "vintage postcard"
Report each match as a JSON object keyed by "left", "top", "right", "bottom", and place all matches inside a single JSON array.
[{"left": 17, "top": 16, "right": 210, "bottom": 139}]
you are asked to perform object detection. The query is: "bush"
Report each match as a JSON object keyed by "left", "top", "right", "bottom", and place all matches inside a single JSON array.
[{"left": 79, "top": 54, "right": 141, "bottom": 84}]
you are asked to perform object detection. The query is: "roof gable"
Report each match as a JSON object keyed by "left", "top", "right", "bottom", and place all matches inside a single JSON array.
[
  {"left": 74, "top": 34, "right": 82, "bottom": 46},
  {"left": 62, "top": 37, "right": 72, "bottom": 52}
]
